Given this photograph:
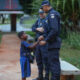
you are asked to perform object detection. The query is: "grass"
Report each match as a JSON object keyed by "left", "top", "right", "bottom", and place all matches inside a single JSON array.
[
  {"left": 25, "top": 31, "right": 36, "bottom": 37},
  {"left": 22, "top": 18, "right": 37, "bottom": 28},
  {"left": 60, "top": 42, "right": 80, "bottom": 68},
  {"left": 0, "top": 23, "right": 9, "bottom": 25},
  {"left": 0, "top": 32, "right": 2, "bottom": 43},
  {"left": 65, "top": 32, "right": 80, "bottom": 50},
  {"left": 60, "top": 32, "right": 80, "bottom": 80},
  {"left": 24, "top": 18, "right": 37, "bottom": 24},
  {"left": 60, "top": 42, "right": 80, "bottom": 80}
]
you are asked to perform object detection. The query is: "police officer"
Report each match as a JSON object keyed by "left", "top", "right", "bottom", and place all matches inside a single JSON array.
[
  {"left": 39, "top": 1, "right": 62, "bottom": 80},
  {"left": 32, "top": 9, "right": 49, "bottom": 80}
]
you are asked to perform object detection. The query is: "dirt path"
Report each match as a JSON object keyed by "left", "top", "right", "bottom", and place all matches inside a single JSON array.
[{"left": 0, "top": 34, "right": 38, "bottom": 80}]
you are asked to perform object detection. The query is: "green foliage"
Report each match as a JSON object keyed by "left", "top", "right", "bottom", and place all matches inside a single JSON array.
[
  {"left": 52, "top": 0, "right": 80, "bottom": 31},
  {"left": 25, "top": 31, "right": 36, "bottom": 37},
  {"left": 22, "top": 17, "right": 37, "bottom": 28},
  {"left": 60, "top": 42, "right": 80, "bottom": 69},
  {"left": 19, "top": 0, "right": 33, "bottom": 14},
  {"left": 60, "top": 38, "right": 80, "bottom": 80},
  {"left": 60, "top": 33, "right": 80, "bottom": 80},
  {"left": 24, "top": 18, "right": 37, "bottom": 25},
  {"left": 32, "top": 0, "right": 80, "bottom": 31},
  {"left": 0, "top": 32, "right": 2, "bottom": 43},
  {"left": 64, "top": 32, "right": 80, "bottom": 50},
  {"left": 17, "top": 14, "right": 24, "bottom": 19},
  {"left": 31, "top": 0, "right": 43, "bottom": 14}
]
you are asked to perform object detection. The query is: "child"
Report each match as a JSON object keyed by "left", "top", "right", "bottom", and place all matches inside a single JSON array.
[{"left": 18, "top": 31, "right": 38, "bottom": 80}]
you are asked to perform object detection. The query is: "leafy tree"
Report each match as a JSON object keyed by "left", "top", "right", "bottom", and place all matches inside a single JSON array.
[
  {"left": 31, "top": 0, "right": 43, "bottom": 14},
  {"left": 32, "top": 0, "right": 80, "bottom": 31},
  {"left": 19, "top": 0, "right": 33, "bottom": 14},
  {"left": 50, "top": 0, "right": 80, "bottom": 31}
]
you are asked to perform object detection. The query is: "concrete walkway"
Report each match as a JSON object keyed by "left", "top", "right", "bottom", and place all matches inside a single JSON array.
[{"left": 0, "top": 34, "right": 38, "bottom": 80}]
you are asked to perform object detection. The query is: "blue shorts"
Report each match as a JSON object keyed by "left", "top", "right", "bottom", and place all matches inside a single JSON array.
[{"left": 20, "top": 57, "right": 31, "bottom": 78}]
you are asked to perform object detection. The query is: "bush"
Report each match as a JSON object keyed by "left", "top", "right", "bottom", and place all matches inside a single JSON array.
[
  {"left": 64, "top": 32, "right": 80, "bottom": 50},
  {"left": 0, "top": 32, "right": 2, "bottom": 43},
  {"left": 25, "top": 31, "right": 80, "bottom": 50},
  {"left": 25, "top": 31, "right": 35, "bottom": 37}
]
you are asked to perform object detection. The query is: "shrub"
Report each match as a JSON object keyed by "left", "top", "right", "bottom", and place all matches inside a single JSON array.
[
  {"left": 25, "top": 31, "right": 35, "bottom": 37},
  {"left": 64, "top": 32, "right": 80, "bottom": 50},
  {"left": 0, "top": 32, "right": 2, "bottom": 43}
]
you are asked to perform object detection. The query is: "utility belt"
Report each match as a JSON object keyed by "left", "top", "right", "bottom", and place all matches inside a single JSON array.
[
  {"left": 35, "top": 33, "right": 45, "bottom": 41},
  {"left": 48, "top": 48, "right": 60, "bottom": 51}
]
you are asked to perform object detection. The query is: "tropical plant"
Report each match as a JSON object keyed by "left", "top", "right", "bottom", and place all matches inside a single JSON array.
[
  {"left": 51, "top": 0, "right": 80, "bottom": 31},
  {"left": 19, "top": 0, "right": 33, "bottom": 14},
  {"left": 32, "top": 0, "right": 80, "bottom": 31}
]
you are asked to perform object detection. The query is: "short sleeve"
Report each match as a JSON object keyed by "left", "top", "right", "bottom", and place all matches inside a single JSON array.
[{"left": 22, "top": 41, "right": 31, "bottom": 48}]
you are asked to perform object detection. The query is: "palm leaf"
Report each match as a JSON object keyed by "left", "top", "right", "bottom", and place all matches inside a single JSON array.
[
  {"left": 56, "top": 0, "right": 60, "bottom": 10},
  {"left": 78, "top": 0, "right": 80, "bottom": 10},
  {"left": 72, "top": 0, "right": 75, "bottom": 12},
  {"left": 63, "top": 0, "right": 66, "bottom": 12}
]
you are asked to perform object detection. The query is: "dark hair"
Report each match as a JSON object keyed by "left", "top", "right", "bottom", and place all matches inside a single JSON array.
[{"left": 18, "top": 31, "right": 24, "bottom": 39}]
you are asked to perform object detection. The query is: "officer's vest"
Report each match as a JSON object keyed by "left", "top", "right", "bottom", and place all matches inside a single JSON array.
[
  {"left": 38, "top": 18, "right": 44, "bottom": 28},
  {"left": 35, "top": 18, "right": 45, "bottom": 40}
]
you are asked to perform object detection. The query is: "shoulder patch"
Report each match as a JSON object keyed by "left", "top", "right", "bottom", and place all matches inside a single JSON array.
[{"left": 51, "top": 15, "right": 55, "bottom": 19}]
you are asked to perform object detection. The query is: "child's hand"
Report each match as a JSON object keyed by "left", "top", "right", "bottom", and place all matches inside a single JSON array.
[
  {"left": 39, "top": 40, "right": 47, "bottom": 45},
  {"left": 29, "top": 42, "right": 38, "bottom": 49},
  {"left": 38, "top": 36, "right": 44, "bottom": 41}
]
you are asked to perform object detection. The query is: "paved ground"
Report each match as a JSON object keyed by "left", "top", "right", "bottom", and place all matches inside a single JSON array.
[{"left": 0, "top": 34, "right": 38, "bottom": 80}]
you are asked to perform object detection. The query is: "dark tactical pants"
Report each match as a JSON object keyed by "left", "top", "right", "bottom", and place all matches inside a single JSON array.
[
  {"left": 35, "top": 44, "right": 49, "bottom": 80},
  {"left": 48, "top": 49, "right": 61, "bottom": 80}
]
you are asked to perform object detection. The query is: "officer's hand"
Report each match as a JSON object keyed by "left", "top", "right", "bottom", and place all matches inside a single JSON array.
[
  {"left": 36, "top": 27, "right": 44, "bottom": 32},
  {"left": 39, "top": 41, "right": 46, "bottom": 45},
  {"left": 38, "top": 36, "right": 44, "bottom": 41}
]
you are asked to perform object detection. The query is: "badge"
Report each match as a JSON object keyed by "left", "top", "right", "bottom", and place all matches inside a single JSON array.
[
  {"left": 51, "top": 14, "right": 55, "bottom": 19},
  {"left": 45, "top": 20, "right": 48, "bottom": 23},
  {"left": 51, "top": 15, "right": 55, "bottom": 18},
  {"left": 40, "top": 23, "right": 42, "bottom": 26}
]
